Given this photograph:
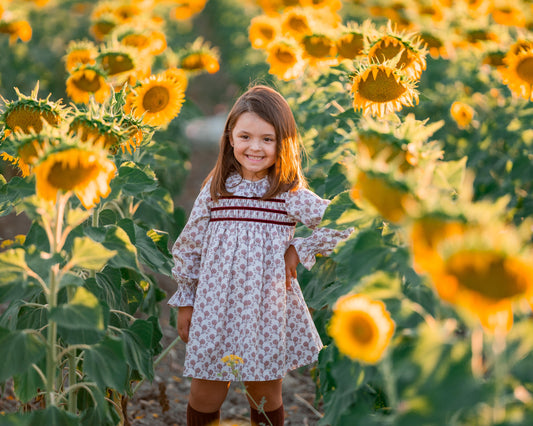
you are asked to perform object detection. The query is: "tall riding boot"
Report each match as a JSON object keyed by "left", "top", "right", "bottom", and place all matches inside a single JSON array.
[
  {"left": 250, "top": 404, "right": 285, "bottom": 426},
  {"left": 186, "top": 403, "right": 220, "bottom": 426}
]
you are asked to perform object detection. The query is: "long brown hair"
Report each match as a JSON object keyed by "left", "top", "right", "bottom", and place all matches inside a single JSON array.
[{"left": 205, "top": 85, "right": 307, "bottom": 201}]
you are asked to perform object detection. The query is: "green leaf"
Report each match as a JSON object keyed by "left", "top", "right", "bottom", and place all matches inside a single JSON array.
[
  {"left": 0, "top": 328, "right": 46, "bottom": 382},
  {"left": 30, "top": 406, "right": 80, "bottom": 426},
  {"left": 84, "top": 336, "right": 128, "bottom": 392},
  {"left": 13, "top": 359, "right": 45, "bottom": 403},
  {"left": 0, "top": 248, "right": 29, "bottom": 276},
  {"left": 51, "top": 287, "right": 105, "bottom": 331},
  {"left": 68, "top": 237, "right": 116, "bottom": 271},
  {"left": 117, "top": 319, "right": 154, "bottom": 380},
  {"left": 432, "top": 157, "right": 467, "bottom": 194},
  {"left": 112, "top": 161, "right": 159, "bottom": 196},
  {"left": 320, "top": 191, "right": 370, "bottom": 230}
]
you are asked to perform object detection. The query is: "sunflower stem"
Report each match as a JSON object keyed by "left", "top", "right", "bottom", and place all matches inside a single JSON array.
[
  {"left": 491, "top": 328, "right": 507, "bottom": 424},
  {"left": 66, "top": 285, "right": 78, "bottom": 414}
]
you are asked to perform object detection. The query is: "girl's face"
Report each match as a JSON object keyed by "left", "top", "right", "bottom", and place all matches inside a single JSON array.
[{"left": 230, "top": 112, "right": 277, "bottom": 181}]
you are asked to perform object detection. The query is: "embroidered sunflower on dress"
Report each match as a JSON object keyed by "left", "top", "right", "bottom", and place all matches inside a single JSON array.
[
  {"left": 124, "top": 74, "right": 186, "bottom": 128},
  {"left": 66, "top": 65, "right": 112, "bottom": 104},
  {"left": 350, "top": 61, "right": 419, "bottom": 117}
]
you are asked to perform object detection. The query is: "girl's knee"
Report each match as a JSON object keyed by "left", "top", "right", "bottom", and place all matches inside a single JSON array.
[
  {"left": 244, "top": 379, "right": 283, "bottom": 411},
  {"left": 189, "top": 379, "right": 230, "bottom": 412}
]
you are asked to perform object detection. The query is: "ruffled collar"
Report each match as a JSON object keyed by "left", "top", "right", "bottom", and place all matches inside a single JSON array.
[{"left": 226, "top": 173, "right": 270, "bottom": 196}]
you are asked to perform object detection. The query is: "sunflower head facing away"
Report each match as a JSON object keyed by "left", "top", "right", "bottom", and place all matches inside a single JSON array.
[
  {"left": 124, "top": 73, "right": 186, "bottom": 128},
  {"left": 328, "top": 293, "right": 395, "bottom": 364},
  {"left": 1, "top": 85, "right": 64, "bottom": 136}
]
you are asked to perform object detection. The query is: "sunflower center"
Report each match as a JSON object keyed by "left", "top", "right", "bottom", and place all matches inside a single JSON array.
[
  {"left": 446, "top": 250, "right": 529, "bottom": 300},
  {"left": 515, "top": 56, "right": 533, "bottom": 84},
  {"left": 102, "top": 54, "right": 134, "bottom": 75},
  {"left": 287, "top": 17, "right": 309, "bottom": 34},
  {"left": 259, "top": 26, "right": 274, "bottom": 40},
  {"left": 142, "top": 86, "right": 170, "bottom": 113},
  {"left": 74, "top": 72, "right": 102, "bottom": 93},
  {"left": 48, "top": 158, "right": 97, "bottom": 190},
  {"left": 357, "top": 68, "right": 407, "bottom": 102},
  {"left": 181, "top": 54, "right": 203, "bottom": 70},
  {"left": 275, "top": 47, "right": 297, "bottom": 64},
  {"left": 303, "top": 37, "right": 332, "bottom": 58},
  {"left": 349, "top": 312, "right": 375, "bottom": 344}
]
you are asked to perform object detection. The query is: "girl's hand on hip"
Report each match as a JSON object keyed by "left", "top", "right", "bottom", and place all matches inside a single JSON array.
[
  {"left": 284, "top": 245, "right": 300, "bottom": 290},
  {"left": 177, "top": 306, "right": 193, "bottom": 343}
]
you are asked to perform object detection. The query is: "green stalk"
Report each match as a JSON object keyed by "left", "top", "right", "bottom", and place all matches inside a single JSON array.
[
  {"left": 66, "top": 285, "right": 77, "bottom": 414},
  {"left": 379, "top": 351, "right": 398, "bottom": 420}
]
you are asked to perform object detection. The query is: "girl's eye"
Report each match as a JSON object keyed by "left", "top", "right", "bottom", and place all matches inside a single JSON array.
[{"left": 264, "top": 138, "right": 275, "bottom": 143}]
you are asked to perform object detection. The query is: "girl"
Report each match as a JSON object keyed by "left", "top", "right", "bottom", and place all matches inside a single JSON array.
[{"left": 168, "top": 85, "right": 352, "bottom": 426}]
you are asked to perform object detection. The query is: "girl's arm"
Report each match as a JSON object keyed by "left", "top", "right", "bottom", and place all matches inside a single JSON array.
[
  {"left": 287, "top": 188, "right": 353, "bottom": 271},
  {"left": 168, "top": 182, "right": 212, "bottom": 307}
]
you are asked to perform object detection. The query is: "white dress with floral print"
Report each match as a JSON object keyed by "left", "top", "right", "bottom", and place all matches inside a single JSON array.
[{"left": 168, "top": 174, "right": 352, "bottom": 381}]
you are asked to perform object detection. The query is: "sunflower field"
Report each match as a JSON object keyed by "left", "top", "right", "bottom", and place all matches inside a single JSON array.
[{"left": 1, "top": 0, "right": 533, "bottom": 425}]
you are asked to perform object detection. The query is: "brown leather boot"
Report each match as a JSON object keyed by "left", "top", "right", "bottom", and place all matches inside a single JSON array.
[
  {"left": 186, "top": 403, "right": 220, "bottom": 426},
  {"left": 250, "top": 404, "right": 285, "bottom": 426}
]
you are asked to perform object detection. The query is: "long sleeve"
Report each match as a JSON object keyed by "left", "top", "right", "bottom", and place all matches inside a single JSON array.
[
  {"left": 287, "top": 188, "right": 353, "bottom": 270},
  {"left": 168, "top": 182, "right": 212, "bottom": 307}
]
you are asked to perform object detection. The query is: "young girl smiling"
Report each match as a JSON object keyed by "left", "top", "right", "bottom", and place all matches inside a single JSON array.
[{"left": 168, "top": 85, "right": 352, "bottom": 426}]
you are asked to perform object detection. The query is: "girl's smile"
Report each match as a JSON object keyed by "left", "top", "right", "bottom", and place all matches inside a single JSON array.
[{"left": 230, "top": 112, "right": 277, "bottom": 181}]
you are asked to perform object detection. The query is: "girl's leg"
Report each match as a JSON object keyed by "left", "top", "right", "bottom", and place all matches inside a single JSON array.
[
  {"left": 244, "top": 379, "right": 284, "bottom": 426},
  {"left": 187, "top": 378, "right": 230, "bottom": 426}
]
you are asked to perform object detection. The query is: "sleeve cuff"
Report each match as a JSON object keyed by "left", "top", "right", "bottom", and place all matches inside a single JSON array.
[
  {"left": 167, "top": 275, "right": 198, "bottom": 307},
  {"left": 290, "top": 237, "right": 317, "bottom": 270}
]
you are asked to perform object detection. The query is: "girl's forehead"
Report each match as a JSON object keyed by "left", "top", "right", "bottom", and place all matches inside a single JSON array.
[{"left": 233, "top": 112, "right": 275, "bottom": 132}]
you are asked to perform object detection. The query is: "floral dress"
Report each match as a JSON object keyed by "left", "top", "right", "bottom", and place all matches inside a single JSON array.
[{"left": 168, "top": 174, "right": 352, "bottom": 381}]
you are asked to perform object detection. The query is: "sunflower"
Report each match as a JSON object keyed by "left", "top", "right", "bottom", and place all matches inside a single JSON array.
[
  {"left": 351, "top": 63, "right": 419, "bottom": 117},
  {"left": 409, "top": 214, "right": 467, "bottom": 274},
  {"left": 266, "top": 37, "right": 306, "bottom": 80},
  {"left": 178, "top": 38, "right": 220, "bottom": 74},
  {"left": 1, "top": 85, "right": 63, "bottom": 135},
  {"left": 160, "top": 67, "right": 188, "bottom": 91},
  {"left": 249, "top": 14, "right": 281, "bottom": 50},
  {"left": 499, "top": 48, "right": 533, "bottom": 101},
  {"left": 0, "top": 152, "right": 31, "bottom": 177},
  {"left": 124, "top": 74, "right": 186, "bottom": 127},
  {"left": 34, "top": 147, "right": 117, "bottom": 209},
  {"left": 90, "top": 16, "right": 118, "bottom": 42},
  {"left": 281, "top": 7, "right": 314, "bottom": 41},
  {"left": 419, "top": 31, "right": 449, "bottom": 59},
  {"left": 170, "top": 0, "right": 208, "bottom": 20},
  {"left": 64, "top": 40, "right": 98, "bottom": 73},
  {"left": 98, "top": 45, "right": 141, "bottom": 85},
  {"left": 113, "top": 3, "right": 143, "bottom": 23},
  {"left": 427, "top": 235, "right": 533, "bottom": 333},
  {"left": 66, "top": 66, "right": 112, "bottom": 104},
  {"left": 119, "top": 29, "right": 167, "bottom": 56},
  {"left": 69, "top": 116, "right": 122, "bottom": 151},
  {"left": 301, "top": 33, "right": 338, "bottom": 67},
  {"left": 350, "top": 170, "right": 416, "bottom": 223},
  {"left": 0, "top": 20, "right": 32, "bottom": 45},
  {"left": 450, "top": 101, "right": 475, "bottom": 129},
  {"left": 335, "top": 29, "right": 366, "bottom": 60},
  {"left": 367, "top": 28, "right": 428, "bottom": 80},
  {"left": 328, "top": 294, "right": 395, "bottom": 364},
  {"left": 491, "top": 4, "right": 527, "bottom": 27}
]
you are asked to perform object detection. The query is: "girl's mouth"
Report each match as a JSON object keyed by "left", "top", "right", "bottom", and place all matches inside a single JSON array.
[{"left": 245, "top": 154, "right": 264, "bottom": 161}]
